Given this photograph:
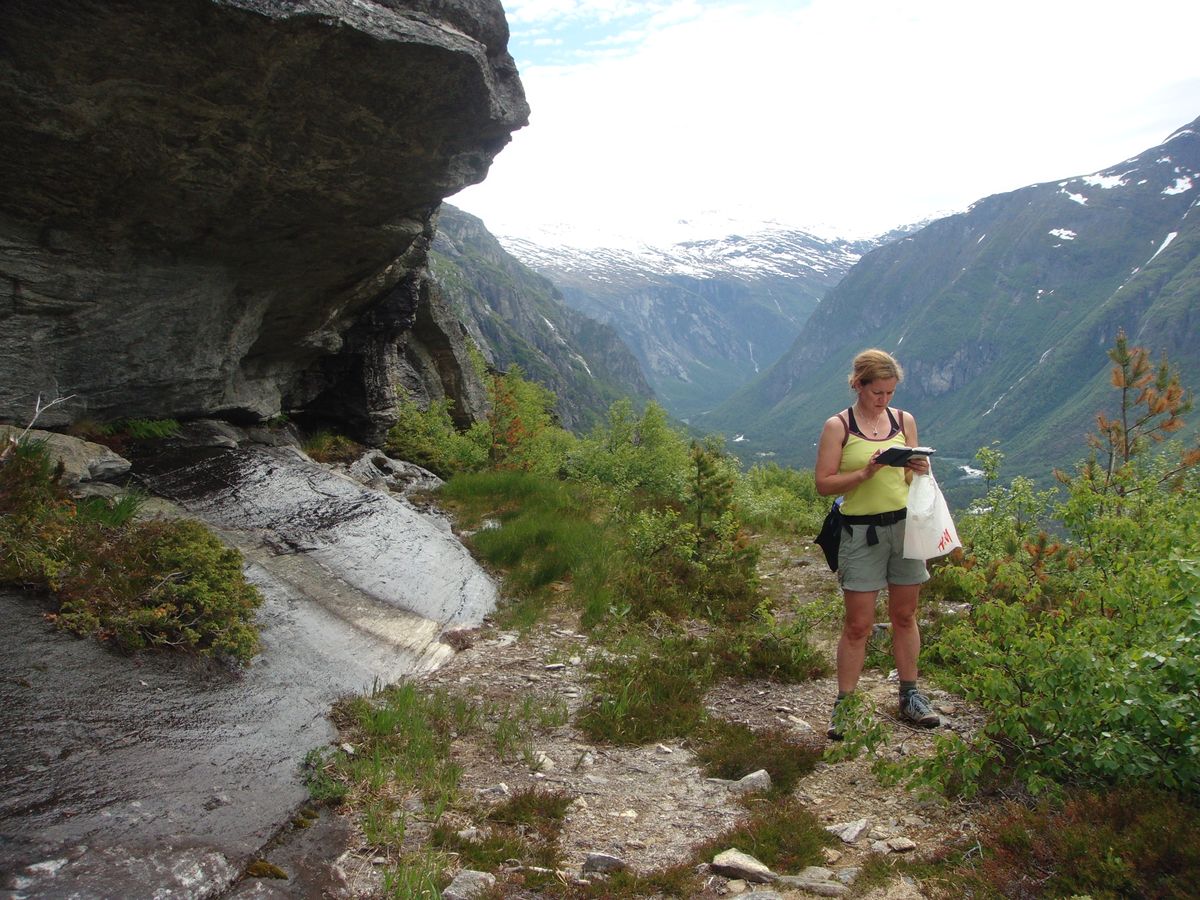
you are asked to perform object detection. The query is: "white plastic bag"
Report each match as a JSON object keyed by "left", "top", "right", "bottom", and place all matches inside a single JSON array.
[{"left": 904, "top": 473, "right": 961, "bottom": 560}]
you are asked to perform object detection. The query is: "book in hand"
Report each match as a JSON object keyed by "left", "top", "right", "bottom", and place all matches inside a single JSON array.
[{"left": 875, "top": 446, "right": 935, "bottom": 467}]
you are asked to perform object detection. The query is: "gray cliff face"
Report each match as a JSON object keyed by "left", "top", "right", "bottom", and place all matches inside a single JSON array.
[{"left": 0, "top": 0, "right": 527, "bottom": 436}]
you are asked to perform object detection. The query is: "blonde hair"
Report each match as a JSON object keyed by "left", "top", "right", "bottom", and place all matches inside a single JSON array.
[{"left": 848, "top": 348, "right": 903, "bottom": 390}]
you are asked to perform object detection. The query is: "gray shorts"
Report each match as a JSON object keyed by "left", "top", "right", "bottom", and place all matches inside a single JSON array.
[{"left": 837, "top": 519, "right": 930, "bottom": 593}]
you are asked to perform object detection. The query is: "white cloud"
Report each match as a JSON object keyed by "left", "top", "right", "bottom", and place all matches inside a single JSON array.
[{"left": 454, "top": 0, "right": 1200, "bottom": 244}]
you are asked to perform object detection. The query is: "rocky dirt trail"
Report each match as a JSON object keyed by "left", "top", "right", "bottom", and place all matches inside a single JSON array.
[{"left": 324, "top": 534, "right": 985, "bottom": 899}]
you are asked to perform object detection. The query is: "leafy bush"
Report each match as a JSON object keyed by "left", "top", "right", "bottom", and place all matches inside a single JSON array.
[
  {"left": 894, "top": 335, "right": 1200, "bottom": 798},
  {"left": 608, "top": 502, "right": 761, "bottom": 624},
  {"left": 384, "top": 394, "right": 488, "bottom": 477},
  {"left": 484, "top": 366, "right": 576, "bottom": 475},
  {"left": 735, "top": 462, "right": 826, "bottom": 536},
  {"left": 564, "top": 400, "right": 690, "bottom": 503}
]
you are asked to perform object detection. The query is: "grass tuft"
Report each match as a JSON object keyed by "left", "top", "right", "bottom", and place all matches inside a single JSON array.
[
  {"left": 692, "top": 797, "right": 837, "bottom": 875},
  {"left": 692, "top": 720, "right": 823, "bottom": 798},
  {"left": 576, "top": 631, "right": 713, "bottom": 745},
  {"left": 439, "top": 471, "right": 615, "bottom": 629},
  {"left": 302, "top": 431, "right": 364, "bottom": 464}
]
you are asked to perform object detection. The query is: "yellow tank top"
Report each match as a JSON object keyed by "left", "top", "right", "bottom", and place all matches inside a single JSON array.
[{"left": 838, "top": 408, "right": 910, "bottom": 515}]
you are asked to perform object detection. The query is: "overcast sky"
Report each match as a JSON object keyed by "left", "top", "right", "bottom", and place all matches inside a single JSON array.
[{"left": 449, "top": 0, "right": 1200, "bottom": 245}]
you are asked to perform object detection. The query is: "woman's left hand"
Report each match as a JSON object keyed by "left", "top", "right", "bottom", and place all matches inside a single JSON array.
[{"left": 905, "top": 457, "right": 931, "bottom": 475}]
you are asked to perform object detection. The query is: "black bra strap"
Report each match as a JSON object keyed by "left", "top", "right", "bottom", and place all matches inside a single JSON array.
[{"left": 848, "top": 406, "right": 902, "bottom": 439}]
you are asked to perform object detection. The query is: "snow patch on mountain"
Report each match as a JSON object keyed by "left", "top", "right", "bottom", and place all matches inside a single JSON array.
[
  {"left": 1163, "top": 176, "right": 1193, "bottom": 195},
  {"left": 497, "top": 223, "right": 869, "bottom": 283},
  {"left": 1148, "top": 232, "right": 1179, "bottom": 264},
  {"left": 1081, "top": 172, "right": 1128, "bottom": 189}
]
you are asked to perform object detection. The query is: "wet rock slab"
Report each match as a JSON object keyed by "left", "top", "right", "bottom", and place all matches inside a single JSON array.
[{"left": 1, "top": 446, "right": 498, "bottom": 897}]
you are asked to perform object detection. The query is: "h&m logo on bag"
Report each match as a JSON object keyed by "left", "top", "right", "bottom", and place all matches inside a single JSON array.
[{"left": 937, "top": 529, "right": 954, "bottom": 551}]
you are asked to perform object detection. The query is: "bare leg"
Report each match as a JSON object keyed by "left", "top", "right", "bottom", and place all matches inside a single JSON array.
[
  {"left": 836, "top": 590, "right": 880, "bottom": 694},
  {"left": 887, "top": 582, "right": 922, "bottom": 682}
]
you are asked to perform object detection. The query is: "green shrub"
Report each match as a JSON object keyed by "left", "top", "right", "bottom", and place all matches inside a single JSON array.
[
  {"left": 565, "top": 400, "right": 690, "bottom": 503},
  {"left": 611, "top": 503, "right": 761, "bottom": 624},
  {"left": 1, "top": 440, "right": 262, "bottom": 663},
  {"left": 384, "top": 394, "right": 488, "bottom": 477},
  {"left": 484, "top": 366, "right": 576, "bottom": 475},
  {"left": 54, "top": 519, "right": 262, "bottom": 660},
  {"left": 735, "top": 462, "right": 825, "bottom": 536},
  {"left": 891, "top": 336, "right": 1200, "bottom": 799}
]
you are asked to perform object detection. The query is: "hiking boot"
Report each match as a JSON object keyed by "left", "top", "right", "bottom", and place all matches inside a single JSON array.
[
  {"left": 899, "top": 690, "right": 940, "bottom": 727},
  {"left": 826, "top": 698, "right": 847, "bottom": 741}
]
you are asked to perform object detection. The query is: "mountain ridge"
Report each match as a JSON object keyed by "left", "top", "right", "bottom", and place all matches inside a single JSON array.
[
  {"left": 430, "top": 205, "right": 655, "bottom": 433},
  {"left": 698, "top": 116, "right": 1200, "bottom": 478},
  {"left": 495, "top": 226, "right": 880, "bottom": 419}
]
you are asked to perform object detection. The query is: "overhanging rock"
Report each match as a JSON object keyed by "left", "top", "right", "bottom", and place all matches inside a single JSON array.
[{"left": 0, "top": 0, "right": 527, "bottom": 432}]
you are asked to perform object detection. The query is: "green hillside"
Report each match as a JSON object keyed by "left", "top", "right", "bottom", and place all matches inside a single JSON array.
[
  {"left": 699, "top": 116, "right": 1200, "bottom": 482},
  {"left": 431, "top": 205, "right": 654, "bottom": 432}
]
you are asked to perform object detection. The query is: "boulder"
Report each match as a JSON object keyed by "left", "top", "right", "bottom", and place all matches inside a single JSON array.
[{"left": 0, "top": 426, "right": 131, "bottom": 486}]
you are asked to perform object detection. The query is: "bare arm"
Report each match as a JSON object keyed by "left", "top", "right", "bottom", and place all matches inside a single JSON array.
[
  {"left": 815, "top": 415, "right": 884, "bottom": 496},
  {"left": 901, "top": 410, "right": 931, "bottom": 479}
]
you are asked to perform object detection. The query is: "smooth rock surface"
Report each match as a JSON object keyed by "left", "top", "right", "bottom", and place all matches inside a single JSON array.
[
  {"left": 135, "top": 444, "right": 497, "bottom": 631},
  {"left": 0, "top": 443, "right": 498, "bottom": 897}
]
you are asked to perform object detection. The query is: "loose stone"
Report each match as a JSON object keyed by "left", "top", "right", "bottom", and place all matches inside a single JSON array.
[
  {"left": 442, "top": 869, "right": 496, "bottom": 899},
  {"left": 711, "top": 848, "right": 774, "bottom": 883},
  {"left": 581, "top": 853, "right": 627, "bottom": 874},
  {"left": 825, "top": 818, "right": 871, "bottom": 843}
]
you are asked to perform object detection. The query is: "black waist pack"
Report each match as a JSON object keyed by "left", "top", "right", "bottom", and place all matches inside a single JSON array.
[{"left": 815, "top": 499, "right": 844, "bottom": 571}]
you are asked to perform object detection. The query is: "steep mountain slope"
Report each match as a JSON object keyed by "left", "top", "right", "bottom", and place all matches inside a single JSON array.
[
  {"left": 499, "top": 228, "right": 875, "bottom": 419},
  {"left": 430, "top": 206, "right": 654, "bottom": 432},
  {"left": 700, "top": 117, "right": 1200, "bottom": 476}
]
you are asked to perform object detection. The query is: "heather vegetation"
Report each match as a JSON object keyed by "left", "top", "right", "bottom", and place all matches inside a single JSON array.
[
  {"left": 320, "top": 333, "right": 1200, "bottom": 896},
  {"left": 826, "top": 333, "right": 1200, "bottom": 895},
  {"left": 0, "top": 437, "right": 262, "bottom": 661}
]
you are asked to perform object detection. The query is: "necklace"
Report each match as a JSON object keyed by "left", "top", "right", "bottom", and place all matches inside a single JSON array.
[{"left": 855, "top": 404, "right": 886, "bottom": 437}]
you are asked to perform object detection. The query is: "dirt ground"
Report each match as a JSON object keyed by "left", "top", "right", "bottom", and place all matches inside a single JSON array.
[{"left": 327, "top": 534, "right": 985, "bottom": 899}]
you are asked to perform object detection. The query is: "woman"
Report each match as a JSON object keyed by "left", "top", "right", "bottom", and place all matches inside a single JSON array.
[{"left": 814, "top": 348, "right": 940, "bottom": 738}]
